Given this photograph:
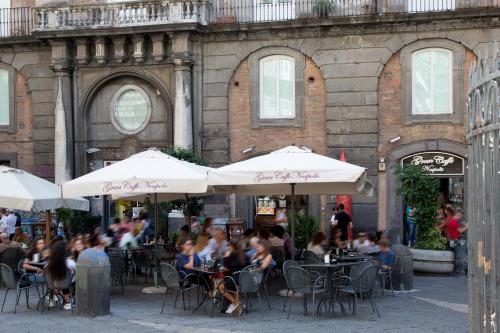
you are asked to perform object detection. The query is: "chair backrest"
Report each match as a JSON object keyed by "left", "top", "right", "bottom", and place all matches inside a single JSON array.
[
  {"left": 239, "top": 269, "right": 262, "bottom": 293},
  {"left": 45, "top": 269, "right": 72, "bottom": 290},
  {"left": 285, "top": 266, "right": 311, "bottom": 291},
  {"left": 271, "top": 247, "right": 285, "bottom": 267},
  {"left": 0, "top": 247, "right": 25, "bottom": 269},
  {"left": 159, "top": 262, "right": 180, "bottom": 289},
  {"left": 303, "top": 251, "right": 320, "bottom": 264},
  {"left": 354, "top": 265, "right": 378, "bottom": 293},
  {"left": 109, "top": 254, "right": 125, "bottom": 276},
  {"left": 282, "top": 260, "right": 299, "bottom": 287},
  {"left": 349, "top": 260, "right": 373, "bottom": 280},
  {"left": 0, "top": 263, "right": 17, "bottom": 289}
]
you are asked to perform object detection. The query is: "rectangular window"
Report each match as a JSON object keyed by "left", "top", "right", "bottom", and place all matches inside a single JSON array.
[
  {"left": 0, "top": 70, "right": 9, "bottom": 126},
  {"left": 412, "top": 49, "right": 452, "bottom": 115},
  {"left": 259, "top": 56, "right": 295, "bottom": 119}
]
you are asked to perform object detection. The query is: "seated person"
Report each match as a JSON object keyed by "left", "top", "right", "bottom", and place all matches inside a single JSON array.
[
  {"left": 118, "top": 224, "right": 141, "bottom": 249},
  {"left": 306, "top": 232, "right": 326, "bottom": 256},
  {"left": 193, "top": 232, "right": 210, "bottom": 255},
  {"left": 250, "top": 240, "right": 273, "bottom": 272},
  {"left": 218, "top": 239, "right": 247, "bottom": 315},
  {"left": 269, "top": 226, "right": 285, "bottom": 248},
  {"left": 359, "top": 232, "right": 380, "bottom": 255},
  {"left": 330, "top": 226, "right": 346, "bottom": 250},
  {"left": 175, "top": 225, "right": 190, "bottom": 249},
  {"left": 352, "top": 231, "right": 369, "bottom": 251},
  {"left": 377, "top": 240, "right": 395, "bottom": 271},
  {"left": 176, "top": 237, "right": 201, "bottom": 277},
  {"left": 198, "top": 228, "right": 228, "bottom": 262},
  {"left": 13, "top": 227, "right": 31, "bottom": 246}
]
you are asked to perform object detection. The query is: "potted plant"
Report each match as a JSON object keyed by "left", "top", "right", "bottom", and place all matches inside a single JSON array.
[
  {"left": 313, "top": 0, "right": 334, "bottom": 17},
  {"left": 395, "top": 165, "right": 454, "bottom": 274}
]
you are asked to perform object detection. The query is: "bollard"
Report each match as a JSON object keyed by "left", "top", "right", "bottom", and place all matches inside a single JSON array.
[{"left": 75, "top": 247, "right": 110, "bottom": 316}]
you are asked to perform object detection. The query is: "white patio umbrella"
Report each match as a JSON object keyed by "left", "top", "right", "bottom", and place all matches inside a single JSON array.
[
  {"left": 62, "top": 149, "right": 211, "bottom": 287},
  {"left": 208, "top": 145, "right": 374, "bottom": 251},
  {"left": 0, "top": 166, "right": 89, "bottom": 243},
  {"left": 0, "top": 166, "right": 89, "bottom": 211}
]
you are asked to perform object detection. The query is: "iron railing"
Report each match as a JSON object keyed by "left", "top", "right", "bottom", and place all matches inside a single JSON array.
[
  {"left": 207, "top": 0, "right": 500, "bottom": 24},
  {"left": 0, "top": 7, "right": 32, "bottom": 38},
  {"left": 466, "top": 46, "right": 500, "bottom": 333},
  {"left": 2, "top": 0, "right": 500, "bottom": 37}
]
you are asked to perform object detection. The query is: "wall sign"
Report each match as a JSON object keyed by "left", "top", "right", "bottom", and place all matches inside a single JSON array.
[
  {"left": 401, "top": 151, "right": 464, "bottom": 176},
  {"left": 110, "top": 85, "right": 152, "bottom": 135}
]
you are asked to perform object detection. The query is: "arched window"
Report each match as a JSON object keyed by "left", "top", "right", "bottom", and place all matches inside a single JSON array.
[
  {"left": 259, "top": 55, "right": 295, "bottom": 119},
  {"left": 0, "top": 69, "right": 9, "bottom": 126},
  {"left": 411, "top": 48, "right": 453, "bottom": 115}
]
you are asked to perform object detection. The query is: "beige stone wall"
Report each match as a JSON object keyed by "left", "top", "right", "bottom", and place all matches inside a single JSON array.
[{"left": 227, "top": 56, "right": 327, "bottom": 162}]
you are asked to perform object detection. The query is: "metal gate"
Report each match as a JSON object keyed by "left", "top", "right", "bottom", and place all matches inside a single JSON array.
[{"left": 467, "top": 46, "right": 500, "bottom": 333}]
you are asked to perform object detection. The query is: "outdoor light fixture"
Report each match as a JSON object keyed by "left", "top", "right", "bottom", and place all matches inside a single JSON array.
[
  {"left": 241, "top": 146, "right": 255, "bottom": 154},
  {"left": 378, "top": 158, "right": 386, "bottom": 172},
  {"left": 389, "top": 136, "right": 401, "bottom": 143},
  {"left": 86, "top": 147, "right": 101, "bottom": 154}
]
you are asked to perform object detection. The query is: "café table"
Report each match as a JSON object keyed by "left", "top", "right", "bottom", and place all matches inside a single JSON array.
[
  {"left": 332, "top": 254, "right": 372, "bottom": 262},
  {"left": 301, "top": 261, "right": 362, "bottom": 316},
  {"left": 189, "top": 266, "right": 223, "bottom": 315}
]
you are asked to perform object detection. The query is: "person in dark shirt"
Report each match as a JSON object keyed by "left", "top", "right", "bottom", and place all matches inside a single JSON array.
[
  {"left": 377, "top": 240, "right": 395, "bottom": 271},
  {"left": 333, "top": 204, "right": 352, "bottom": 241},
  {"left": 176, "top": 237, "right": 201, "bottom": 277},
  {"left": 218, "top": 239, "right": 246, "bottom": 315}
]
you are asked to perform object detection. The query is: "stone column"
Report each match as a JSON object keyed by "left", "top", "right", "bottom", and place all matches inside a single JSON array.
[
  {"left": 172, "top": 32, "right": 193, "bottom": 148},
  {"left": 50, "top": 39, "right": 73, "bottom": 185}
]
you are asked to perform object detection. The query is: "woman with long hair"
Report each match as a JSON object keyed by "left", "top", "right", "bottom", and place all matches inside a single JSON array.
[
  {"left": 193, "top": 232, "right": 210, "bottom": 255},
  {"left": 46, "top": 240, "right": 73, "bottom": 310},
  {"left": 250, "top": 239, "right": 273, "bottom": 272},
  {"left": 307, "top": 232, "right": 326, "bottom": 256},
  {"left": 218, "top": 239, "right": 247, "bottom": 315},
  {"left": 23, "top": 236, "right": 46, "bottom": 283}
]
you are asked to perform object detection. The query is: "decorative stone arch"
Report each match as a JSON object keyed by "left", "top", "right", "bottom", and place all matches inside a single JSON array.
[
  {"left": 75, "top": 69, "right": 174, "bottom": 175},
  {"left": 385, "top": 139, "right": 468, "bottom": 242}
]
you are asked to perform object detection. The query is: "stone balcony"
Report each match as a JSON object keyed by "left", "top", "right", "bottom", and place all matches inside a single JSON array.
[{"left": 32, "top": 0, "right": 207, "bottom": 35}]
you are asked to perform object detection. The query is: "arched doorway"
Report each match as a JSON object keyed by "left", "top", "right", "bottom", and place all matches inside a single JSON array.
[{"left": 385, "top": 139, "right": 467, "bottom": 243}]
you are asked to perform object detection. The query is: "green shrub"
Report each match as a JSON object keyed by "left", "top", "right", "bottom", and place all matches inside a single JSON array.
[
  {"left": 287, "top": 212, "right": 320, "bottom": 250},
  {"left": 395, "top": 165, "right": 447, "bottom": 250}
]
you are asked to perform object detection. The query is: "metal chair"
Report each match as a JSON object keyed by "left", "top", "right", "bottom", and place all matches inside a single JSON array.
[
  {"left": 109, "top": 254, "right": 126, "bottom": 295},
  {"left": 238, "top": 265, "right": 265, "bottom": 316},
  {"left": 336, "top": 265, "right": 380, "bottom": 317},
  {"left": 283, "top": 266, "right": 327, "bottom": 318},
  {"left": 0, "top": 263, "right": 41, "bottom": 313},
  {"left": 378, "top": 254, "right": 396, "bottom": 296},
  {"left": 38, "top": 269, "right": 74, "bottom": 314},
  {"left": 159, "top": 263, "right": 200, "bottom": 313},
  {"left": 281, "top": 260, "right": 300, "bottom": 311},
  {"left": 132, "top": 249, "right": 153, "bottom": 283},
  {"left": 303, "top": 251, "right": 321, "bottom": 264}
]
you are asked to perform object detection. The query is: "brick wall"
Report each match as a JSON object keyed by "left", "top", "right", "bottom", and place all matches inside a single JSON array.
[
  {"left": 0, "top": 70, "right": 34, "bottom": 171},
  {"left": 377, "top": 49, "right": 473, "bottom": 157},
  {"left": 377, "top": 47, "right": 475, "bottom": 228},
  {"left": 227, "top": 57, "right": 326, "bottom": 162}
]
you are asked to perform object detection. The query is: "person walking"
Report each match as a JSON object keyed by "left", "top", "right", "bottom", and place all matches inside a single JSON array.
[{"left": 332, "top": 204, "right": 352, "bottom": 241}]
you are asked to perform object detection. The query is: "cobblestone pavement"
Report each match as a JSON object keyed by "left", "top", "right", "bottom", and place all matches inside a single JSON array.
[{"left": 0, "top": 274, "right": 468, "bottom": 333}]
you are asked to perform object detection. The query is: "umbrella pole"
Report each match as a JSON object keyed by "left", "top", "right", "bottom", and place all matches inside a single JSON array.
[
  {"left": 290, "top": 183, "right": 296, "bottom": 259},
  {"left": 154, "top": 193, "right": 159, "bottom": 288},
  {"left": 44, "top": 210, "right": 51, "bottom": 244}
]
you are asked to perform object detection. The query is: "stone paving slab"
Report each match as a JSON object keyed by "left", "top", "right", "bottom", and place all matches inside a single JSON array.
[{"left": 0, "top": 275, "right": 467, "bottom": 333}]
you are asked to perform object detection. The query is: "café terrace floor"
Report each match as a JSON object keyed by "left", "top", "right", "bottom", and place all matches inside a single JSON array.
[{"left": 0, "top": 274, "right": 467, "bottom": 333}]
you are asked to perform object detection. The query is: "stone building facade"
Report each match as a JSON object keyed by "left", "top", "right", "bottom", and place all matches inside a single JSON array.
[{"left": 1, "top": 0, "right": 498, "bottom": 239}]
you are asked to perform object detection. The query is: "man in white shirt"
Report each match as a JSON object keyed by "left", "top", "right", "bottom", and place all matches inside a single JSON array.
[
  {"left": 198, "top": 228, "right": 228, "bottom": 262},
  {"left": 330, "top": 206, "right": 339, "bottom": 227},
  {"left": 6, "top": 210, "right": 17, "bottom": 240},
  {"left": 0, "top": 209, "right": 8, "bottom": 234}
]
